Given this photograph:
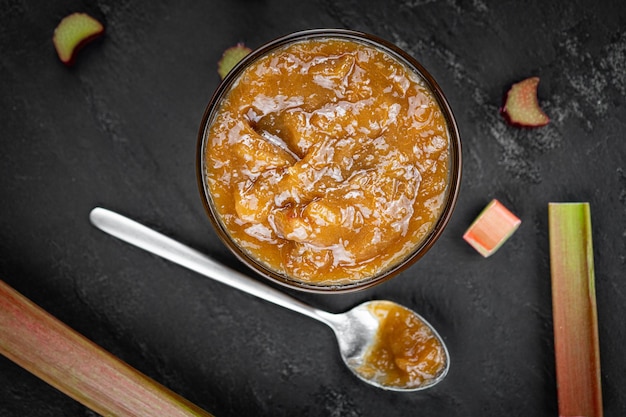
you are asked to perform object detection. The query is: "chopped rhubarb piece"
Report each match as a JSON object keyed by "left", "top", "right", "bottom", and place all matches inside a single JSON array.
[
  {"left": 463, "top": 199, "right": 521, "bottom": 257},
  {"left": 501, "top": 76, "right": 550, "bottom": 127},
  {"left": 217, "top": 43, "right": 252, "bottom": 79},
  {"left": 53, "top": 12, "right": 104, "bottom": 66}
]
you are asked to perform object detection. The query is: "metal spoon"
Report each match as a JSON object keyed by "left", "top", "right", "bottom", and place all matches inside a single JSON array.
[{"left": 89, "top": 207, "right": 449, "bottom": 391}]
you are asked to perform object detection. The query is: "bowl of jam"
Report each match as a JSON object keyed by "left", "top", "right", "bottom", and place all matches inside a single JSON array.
[{"left": 197, "top": 29, "right": 461, "bottom": 292}]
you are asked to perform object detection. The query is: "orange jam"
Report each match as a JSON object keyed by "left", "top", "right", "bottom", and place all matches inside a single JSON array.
[
  {"left": 204, "top": 37, "right": 450, "bottom": 285},
  {"left": 359, "top": 301, "right": 447, "bottom": 389}
]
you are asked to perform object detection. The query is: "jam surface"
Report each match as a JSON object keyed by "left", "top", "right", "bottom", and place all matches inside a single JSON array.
[{"left": 205, "top": 38, "right": 450, "bottom": 284}]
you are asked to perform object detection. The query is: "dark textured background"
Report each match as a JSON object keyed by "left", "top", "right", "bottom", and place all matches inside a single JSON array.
[{"left": 1, "top": 0, "right": 625, "bottom": 416}]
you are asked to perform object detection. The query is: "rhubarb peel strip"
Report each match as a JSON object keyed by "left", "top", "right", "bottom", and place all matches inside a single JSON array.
[
  {"left": 0, "top": 280, "right": 213, "bottom": 417},
  {"left": 548, "top": 203, "right": 603, "bottom": 417}
]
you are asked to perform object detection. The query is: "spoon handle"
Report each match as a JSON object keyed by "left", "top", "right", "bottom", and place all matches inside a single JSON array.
[{"left": 89, "top": 207, "right": 332, "bottom": 325}]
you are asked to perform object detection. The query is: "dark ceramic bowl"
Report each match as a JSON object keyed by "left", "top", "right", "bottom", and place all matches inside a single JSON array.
[{"left": 197, "top": 29, "right": 462, "bottom": 293}]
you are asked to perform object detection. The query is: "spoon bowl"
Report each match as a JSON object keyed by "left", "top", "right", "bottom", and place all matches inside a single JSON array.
[
  {"left": 328, "top": 300, "right": 449, "bottom": 391},
  {"left": 89, "top": 207, "right": 449, "bottom": 391}
]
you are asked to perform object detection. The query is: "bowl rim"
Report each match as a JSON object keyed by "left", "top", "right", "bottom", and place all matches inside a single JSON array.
[{"left": 196, "top": 28, "right": 462, "bottom": 293}]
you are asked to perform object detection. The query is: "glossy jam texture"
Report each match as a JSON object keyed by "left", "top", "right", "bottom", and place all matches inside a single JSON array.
[
  {"left": 205, "top": 38, "right": 450, "bottom": 284},
  {"left": 359, "top": 301, "right": 447, "bottom": 389}
]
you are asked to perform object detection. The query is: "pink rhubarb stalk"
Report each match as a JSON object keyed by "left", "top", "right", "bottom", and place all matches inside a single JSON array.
[
  {"left": 0, "top": 280, "right": 213, "bottom": 417},
  {"left": 548, "top": 202, "right": 603, "bottom": 417}
]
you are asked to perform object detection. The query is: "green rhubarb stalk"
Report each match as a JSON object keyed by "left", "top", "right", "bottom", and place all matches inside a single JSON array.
[
  {"left": 548, "top": 203, "right": 603, "bottom": 417},
  {"left": 0, "top": 280, "right": 213, "bottom": 417}
]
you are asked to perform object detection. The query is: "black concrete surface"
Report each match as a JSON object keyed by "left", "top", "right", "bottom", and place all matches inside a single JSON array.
[{"left": 1, "top": 0, "right": 625, "bottom": 416}]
